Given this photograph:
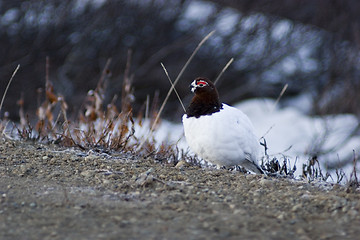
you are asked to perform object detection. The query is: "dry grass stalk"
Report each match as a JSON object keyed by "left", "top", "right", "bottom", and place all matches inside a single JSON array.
[
  {"left": 116, "top": 50, "right": 134, "bottom": 150},
  {"left": 121, "top": 50, "right": 133, "bottom": 114},
  {"left": 17, "top": 93, "right": 26, "bottom": 128},
  {"left": 347, "top": 150, "right": 359, "bottom": 189},
  {"left": 0, "top": 64, "right": 20, "bottom": 118},
  {"left": 214, "top": 58, "right": 234, "bottom": 86},
  {"left": 160, "top": 62, "right": 186, "bottom": 112},
  {"left": 145, "top": 94, "right": 150, "bottom": 120},
  {"left": 260, "top": 138, "right": 296, "bottom": 177},
  {"left": 149, "top": 91, "right": 160, "bottom": 127},
  {"left": 272, "top": 83, "right": 288, "bottom": 112},
  {"left": 136, "top": 30, "right": 216, "bottom": 152},
  {"left": 302, "top": 156, "right": 330, "bottom": 182},
  {"left": 34, "top": 57, "right": 64, "bottom": 139},
  {"left": 97, "top": 58, "right": 112, "bottom": 93}
]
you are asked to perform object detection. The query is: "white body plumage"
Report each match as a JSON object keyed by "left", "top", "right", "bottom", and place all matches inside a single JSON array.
[{"left": 183, "top": 103, "right": 262, "bottom": 173}]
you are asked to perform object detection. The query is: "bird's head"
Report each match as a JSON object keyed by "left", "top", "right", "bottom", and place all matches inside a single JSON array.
[
  {"left": 190, "top": 77, "right": 216, "bottom": 95},
  {"left": 186, "top": 77, "right": 221, "bottom": 118}
]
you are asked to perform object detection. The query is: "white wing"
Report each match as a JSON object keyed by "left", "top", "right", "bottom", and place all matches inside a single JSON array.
[{"left": 183, "top": 104, "right": 262, "bottom": 170}]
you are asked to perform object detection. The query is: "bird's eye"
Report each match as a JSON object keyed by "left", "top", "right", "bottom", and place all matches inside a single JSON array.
[{"left": 196, "top": 80, "right": 208, "bottom": 87}]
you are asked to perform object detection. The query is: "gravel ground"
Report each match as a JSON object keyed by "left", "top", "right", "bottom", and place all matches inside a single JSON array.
[{"left": 0, "top": 138, "right": 359, "bottom": 240}]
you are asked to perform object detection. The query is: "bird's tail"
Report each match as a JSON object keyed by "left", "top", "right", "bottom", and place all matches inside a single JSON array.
[{"left": 243, "top": 161, "right": 266, "bottom": 175}]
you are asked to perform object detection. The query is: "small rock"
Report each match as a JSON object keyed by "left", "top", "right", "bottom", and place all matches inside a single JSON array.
[
  {"left": 245, "top": 174, "right": 258, "bottom": 180},
  {"left": 102, "top": 179, "right": 110, "bottom": 185},
  {"left": 135, "top": 168, "right": 155, "bottom": 186},
  {"left": 202, "top": 222, "right": 210, "bottom": 228},
  {"left": 19, "top": 164, "right": 27, "bottom": 172},
  {"left": 29, "top": 202, "right": 37, "bottom": 208},
  {"left": 291, "top": 204, "right": 302, "bottom": 212},
  {"left": 233, "top": 208, "right": 247, "bottom": 215},
  {"left": 259, "top": 177, "right": 273, "bottom": 187},
  {"left": 348, "top": 209, "right": 358, "bottom": 217},
  {"left": 112, "top": 216, "right": 123, "bottom": 221},
  {"left": 224, "top": 195, "right": 233, "bottom": 202},
  {"left": 49, "top": 171, "right": 62, "bottom": 178},
  {"left": 70, "top": 156, "right": 80, "bottom": 162},
  {"left": 49, "top": 159, "right": 57, "bottom": 165},
  {"left": 175, "top": 160, "right": 187, "bottom": 169},
  {"left": 81, "top": 170, "right": 95, "bottom": 178},
  {"left": 277, "top": 213, "right": 285, "bottom": 220},
  {"left": 228, "top": 204, "right": 236, "bottom": 209},
  {"left": 296, "top": 228, "right": 307, "bottom": 235},
  {"left": 300, "top": 193, "right": 311, "bottom": 200},
  {"left": 85, "top": 154, "right": 98, "bottom": 162},
  {"left": 253, "top": 189, "right": 263, "bottom": 197},
  {"left": 201, "top": 188, "right": 209, "bottom": 193}
]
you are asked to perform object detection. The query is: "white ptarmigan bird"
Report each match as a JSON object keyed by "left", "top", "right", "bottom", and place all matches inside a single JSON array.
[{"left": 182, "top": 77, "right": 264, "bottom": 174}]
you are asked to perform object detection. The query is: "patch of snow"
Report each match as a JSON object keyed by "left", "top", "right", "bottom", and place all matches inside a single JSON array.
[
  {"left": 133, "top": 119, "right": 186, "bottom": 150},
  {"left": 282, "top": 93, "right": 313, "bottom": 114},
  {"left": 74, "top": 0, "right": 106, "bottom": 12},
  {"left": 271, "top": 20, "right": 292, "bottom": 40},
  {"left": 24, "top": 9, "right": 37, "bottom": 26},
  {"left": 234, "top": 98, "right": 360, "bottom": 181},
  {"left": 281, "top": 57, "right": 297, "bottom": 75},
  {"left": 148, "top": 97, "right": 358, "bottom": 183},
  {"left": 1, "top": 8, "right": 19, "bottom": 25},
  {"left": 302, "top": 58, "right": 318, "bottom": 73},
  {"left": 215, "top": 9, "right": 239, "bottom": 36},
  {"left": 241, "top": 14, "right": 265, "bottom": 31},
  {"left": 182, "top": 1, "right": 215, "bottom": 23}
]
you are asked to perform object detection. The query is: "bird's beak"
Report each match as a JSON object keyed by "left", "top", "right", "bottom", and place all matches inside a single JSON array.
[{"left": 190, "top": 80, "right": 196, "bottom": 93}]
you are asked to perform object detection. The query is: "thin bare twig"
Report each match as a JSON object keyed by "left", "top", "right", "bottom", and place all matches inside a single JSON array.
[
  {"left": 0, "top": 64, "right": 20, "bottom": 116},
  {"left": 97, "top": 58, "right": 112, "bottom": 91},
  {"left": 348, "top": 150, "right": 359, "bottom": 188},
  {"left": 160, "top": 62, "right": 186, "bottom": 112},
  {"left": 153, "top": 30, "right": 215, "bottom": 126},
  {"left": 136, "top": 30, "right": 215, "bottom": 152},
  {"left": 272, "top": 83, "right": 288, "bottom": 112},
  {"left": 145, "top": 94, "right": 150, "bottom": 120},
  {"left": 214, "top": 58, "right": 234, "bottom": 86},
  {"left": 46, "top": 56, "right": 50, "bottom": 85},
  {"left": 260, "top": 124, "right": 275, "bottom": 140},
  {"left": 121, "top": 50, "right": 133, "bottom": 114}
]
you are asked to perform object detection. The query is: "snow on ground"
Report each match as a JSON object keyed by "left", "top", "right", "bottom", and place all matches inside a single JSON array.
[
  {"left": 151, "top": 98, "right": 359, "bottom": 182},
  {"left": 133, "top": 119, "right": 187, "bottom": 151},
  {"left": 236, "top": 99, "right": 360, "bottom": 178}
]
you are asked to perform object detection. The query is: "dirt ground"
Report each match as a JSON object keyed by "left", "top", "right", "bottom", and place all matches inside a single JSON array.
[{"left": 0, "top": 138, "right": 359, "bottom": 240}]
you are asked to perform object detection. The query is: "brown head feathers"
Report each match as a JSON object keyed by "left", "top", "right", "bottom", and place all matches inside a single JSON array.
[{"left": 186, "top": 77, "right": 222, "bottom": 118}]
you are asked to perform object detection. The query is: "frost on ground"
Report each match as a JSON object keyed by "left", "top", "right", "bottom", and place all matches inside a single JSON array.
[
  {"left": 238, "top": 98, "right": 360, "bottom": 180},
  {"left": 2, "top": 95, "right": 358, "bottom": 183},
  {"left": 153, "top": 98, "right": 360, "bottom": 183}
]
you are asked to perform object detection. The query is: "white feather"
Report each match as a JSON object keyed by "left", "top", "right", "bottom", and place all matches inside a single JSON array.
[{"left": 183, "top": 104, "right": 262, "bottom": 172}]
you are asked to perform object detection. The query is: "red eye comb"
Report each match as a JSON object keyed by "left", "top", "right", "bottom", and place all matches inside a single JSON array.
[{"left": 197, "top": 80, "right": 207, "bottom": 86}]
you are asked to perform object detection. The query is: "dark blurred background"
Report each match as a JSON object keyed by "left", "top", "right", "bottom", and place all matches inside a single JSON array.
[{"left": 1, "top": 0, "right": 360, "bottom": 121}]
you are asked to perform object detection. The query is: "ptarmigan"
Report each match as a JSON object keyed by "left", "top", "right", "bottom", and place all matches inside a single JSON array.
[{"left": 182, "top": 77, "right": 264, "bottom": 174}]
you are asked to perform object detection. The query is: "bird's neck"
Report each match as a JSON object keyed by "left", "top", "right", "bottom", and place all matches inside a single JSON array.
[{"left": 186, "top": 95, "right": 222, "bottom": 118}]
